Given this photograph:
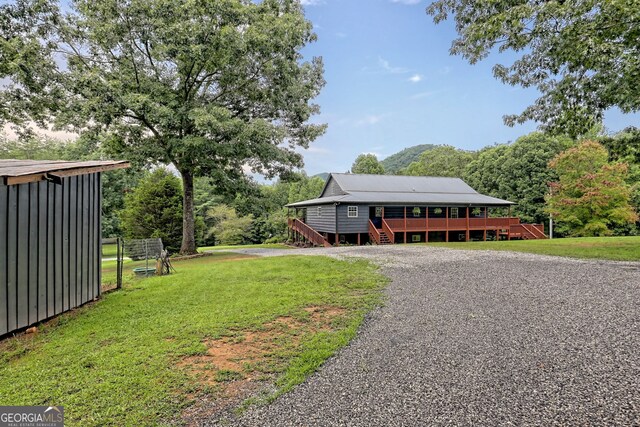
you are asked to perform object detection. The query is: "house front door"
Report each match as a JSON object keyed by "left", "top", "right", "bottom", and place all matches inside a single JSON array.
[{"left": 369, "top": 206, "right": 383, "bottom": 229}]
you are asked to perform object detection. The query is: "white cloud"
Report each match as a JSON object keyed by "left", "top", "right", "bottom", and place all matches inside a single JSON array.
[
  {"left": 377, "top": 57, "right": 409, "bottom": 74},
  {"left": 300, "top": 0, "right": 324, "bottom": 5},
  {"left": 356, "top": 114, "right": 385, "bottom": 126},
  {"left": 390, "top": 0, "right": 422, "bottom": 4},
  {"left": 410, "top": 91, "right": 436, "bottom": 100},
  {"left": 408, "top": 74, "right": 423, "bottom": 83}
]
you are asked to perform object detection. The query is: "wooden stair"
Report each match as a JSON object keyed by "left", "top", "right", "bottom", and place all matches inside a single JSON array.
[{"left": 379, "top": 231, "right": 391, "bottom": 244}]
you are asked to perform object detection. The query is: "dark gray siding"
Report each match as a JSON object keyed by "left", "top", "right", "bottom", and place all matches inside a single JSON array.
[
  {"left": 321, "top": 177, "right": 345, "bottom": 197},
  {"left": 305, "top": 204, "right": 336, "bottom": 233},
  {"left": 1, "top": 173, "right": 102, "bottom": 336},
  {"left": 337, "top": 204, "right": 370, "bottom": 234}
]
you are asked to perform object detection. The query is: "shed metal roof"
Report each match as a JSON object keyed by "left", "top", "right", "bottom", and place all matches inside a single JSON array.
[
  {"left": 287, "top": 173, "right": 514, "bottom": 207},
  {"left": 0, "top": 159, "right": 129, "bottom": 185}
]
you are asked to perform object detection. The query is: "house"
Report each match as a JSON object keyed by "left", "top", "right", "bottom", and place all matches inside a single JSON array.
[
  {"left": 0, "top": 159, "right": 129, "bottom": 336},
  {"left": 286, "top": 173, "right": 546, "bottom": 246}
]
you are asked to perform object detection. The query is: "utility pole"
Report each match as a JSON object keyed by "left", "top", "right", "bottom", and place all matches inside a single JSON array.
[{"left": 549, "top": 215, "right": 553, "bottom": 239}]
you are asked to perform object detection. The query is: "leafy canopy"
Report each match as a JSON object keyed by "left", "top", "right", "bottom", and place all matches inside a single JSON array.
[
  {"left": 546, "top": 141, "right": 638, "bottom": 236},
  {"left": 464, "top": 132, "right": 573, "bottom": 224},
  {"left": 401, "top": 145, "right": 475, "bottom": 178},
  {"left": 0, "top": 0, "right": 325, "bottom": 253},
  {"left": 351, "top": 153, "right": 385, "bottom": 175},
  {"left": 120, "top": 168, "right": 184, "bottom": 251},
  {"left": 427, "top": 0, "right": 640, "bottom": 137}
]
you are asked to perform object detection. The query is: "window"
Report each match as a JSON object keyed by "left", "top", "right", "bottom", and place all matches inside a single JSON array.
[
  {"left": 375, "top": 207, "right": 383, "bottom": 217},
  {"left": 317, "top": 206, "right": 322, "bottom": 217},
  {"left": 450, "top": 207, "right": 458, "bottom": 219},
  {"left": 412, "top": 234, "right": 421, "bottom": 242},
  {"left": 347, "top": 206, "right": 358, "bottom": 218},
  {"left": 412, "top": 207, "right": 421, "bottom": 217}
]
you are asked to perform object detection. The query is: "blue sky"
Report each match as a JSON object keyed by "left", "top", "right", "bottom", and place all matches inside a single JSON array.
[{"left": 297, "top": 0, "right": 639, "bottom": 176}]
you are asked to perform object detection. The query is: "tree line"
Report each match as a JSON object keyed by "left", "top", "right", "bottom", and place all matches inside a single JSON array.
[{"left": 351, "top": 129, "right": 640, "bottom": 237}]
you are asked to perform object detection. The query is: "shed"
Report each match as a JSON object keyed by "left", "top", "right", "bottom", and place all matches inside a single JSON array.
[{"left": 0, "top": 159, "right": 129, "bottom": 336}]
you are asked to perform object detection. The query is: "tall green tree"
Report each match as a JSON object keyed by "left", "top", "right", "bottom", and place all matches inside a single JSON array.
[
  {"left": 1, "top": 0, "right": 326, "bottom": 254},
  {"left": 465, "top": 132, "right": 573, "bottom": 224},
  {"left": 207, "top": 204, "right": 253, "bottom": 246},
  {"left": 351, "top": 154, "right": 385, "bottom": 175},
  {"left": 120, "top": 168, "right": 184, "bottom": 251},
  {"left": 546, "top": 141, "right": 637, "bottom": 236},
  {"left": 402, "top": 145, "right": 475, "bottom": 177},
  {"left": 427, "top": 0, "right": 640, "bottom": 137}
]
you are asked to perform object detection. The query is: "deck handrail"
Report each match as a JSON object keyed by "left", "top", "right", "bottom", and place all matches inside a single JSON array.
[
  {"left": 381, "top": 218, "right": 395, "bottom": 243},
  {"left": 369, "top": 220, "right": 381, "bottom": 244},
  {"left": 521, "top": 223, "right": 548, "bottom": 239},
  {"left": 289, "top": 218, "right": 331, "bottom": 247}
]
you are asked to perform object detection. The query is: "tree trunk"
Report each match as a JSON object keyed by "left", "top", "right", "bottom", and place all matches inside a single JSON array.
[{"left": 179, "top": 168, "right": 197, "bottom": 255}]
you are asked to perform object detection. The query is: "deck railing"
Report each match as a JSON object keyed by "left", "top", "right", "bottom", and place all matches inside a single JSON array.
[
  {"left": 381, "top": 219, "right": 395, "bottom": 243},
  {"left": 385, "top": 217, "right": 522, "bottom": 231},
  {"left": 289, "top": 218, "right": 331, "bottom": 247},
  {"left": 368, "top": 220, "right": 381, "bottom": 245}
]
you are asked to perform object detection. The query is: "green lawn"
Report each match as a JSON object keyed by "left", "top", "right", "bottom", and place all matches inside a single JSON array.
[
  {"left": 1, "top": 253, "right": 385, "bottom": 426},
  {"left": 101, "top": 242, "right": 119, "bottom": 258},
  {"left": 198, "top": 243, "right": 292, "bottom": 252},
  {"left": 427, "top": 236, "right": 640, "bottom": 261}
]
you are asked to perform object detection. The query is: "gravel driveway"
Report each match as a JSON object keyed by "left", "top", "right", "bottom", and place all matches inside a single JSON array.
[{"left": 210, "top": 245, "right": 640, "bottom": 426}]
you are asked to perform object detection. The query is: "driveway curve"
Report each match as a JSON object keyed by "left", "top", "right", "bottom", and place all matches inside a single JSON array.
[{"left": 209, "top": 246, "right": 640, "bottom": 426}]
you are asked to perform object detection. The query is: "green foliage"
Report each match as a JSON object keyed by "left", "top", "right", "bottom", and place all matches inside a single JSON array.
[
  {"left": 351, "top": 153, "right": 385, "bottom": 175},
  {"left": 380, "top": 144, "right": 436, "bottom": 174},
  {"left": 0, "top": 254, "right": 384, "bottom": 426},
  {"left": 599, "top": 127, "right": 640, "bottom": 221},
  {"left": 207, "top": 205, "right": 253, "bottom": 246},
  {"left": 401, "top": 145, "right": 475, "bottom": 177},
  {"left": 464, "top": 132, "right": 574, "bottom": 224},
  {"left": 427, "top": 0, "right": 640, "bottom": 137},
  {"left": 1, "top": 0, "right": 326, "bottom": 254},
  {"left": 120, "top": 168, "right": 183, "bottom": 251},
  {"left": 546, "top": 141, "right": 638, "bottom": 236}
]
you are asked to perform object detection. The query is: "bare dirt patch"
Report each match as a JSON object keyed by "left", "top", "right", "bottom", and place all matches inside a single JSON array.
[{"left": 179, "top": 305, "right": 347, "bottom": 426}]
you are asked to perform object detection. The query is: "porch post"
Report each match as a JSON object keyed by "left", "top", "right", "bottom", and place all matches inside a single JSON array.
[
  {"left": 404, "top": 207, "right": 407, "bottom": 244},
  {"left": 466, "top": 207, "right": 470, "bottom": 241},
  {"left": 425, "top": 207, "right": 429, "bottom": 242},
  {"left": 445, "top": 207, "right": 449, "bottom": 242},
  {"left": 357, "top": 233, "right": 361, "bottom": 245},
  {"left": 507, "top": 205, "right": 512, "bottom": 240}
]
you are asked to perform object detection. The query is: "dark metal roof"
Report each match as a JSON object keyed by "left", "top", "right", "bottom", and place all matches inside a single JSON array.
[
  {"left": 0, "top": 159, "right": 129, "bottom": 185},
  {"left": 288, "top": 173, "right": 514, "bottom": 207}
]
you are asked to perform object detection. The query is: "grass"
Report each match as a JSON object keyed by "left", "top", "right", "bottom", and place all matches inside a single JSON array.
[
  {"left": 427, "top": 236, "right": 640, "bottom": 261},
  {"left": 198, "top": 243, "right": 292, "bottom": 252},
  {"left": 101, "top": 243, "right": 119, "bottom": 258},
  {"left": 0, "top": 253, "right": 385, "bottom": 426}
]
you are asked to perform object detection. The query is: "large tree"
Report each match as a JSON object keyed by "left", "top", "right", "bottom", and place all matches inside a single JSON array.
[
  {"left": 546, "top": 141, "right": 637, "bottom": 236},
  {"left": 427, "top": 0, "right": 640, "bottom": 137},
  {"left": 464, "top": 132, "right": 573, "bottom": 224},
  {"left": 1, "top": 0, "right": 325, "bottom": 254},
  {"left": 351, "top": 153, "right": 385, "bottom": 174},
  {"left": 402, "top": 145, "right": 475, "bottom": 177}
]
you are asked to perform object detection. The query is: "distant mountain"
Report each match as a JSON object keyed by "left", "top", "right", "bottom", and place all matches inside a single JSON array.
[
  {"left": 381, "top": 144, "right": 436, "bottom": 174},
  {"left": 312, "top": 172, "right": 329, "bottom": 181}
]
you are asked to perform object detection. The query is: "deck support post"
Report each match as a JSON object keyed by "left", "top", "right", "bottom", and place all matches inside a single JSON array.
[
  {"left": 466, "top": 206, "right": 470, "bottom": 242},
  {"left": 445, "top": 207, "right": 449, "bottom": 242},
  {"left": 357, "top": 233, "right": 361, "bottom": 245},
  {"left": 507, "top": 206, "right": 512, "bottom": 240}
]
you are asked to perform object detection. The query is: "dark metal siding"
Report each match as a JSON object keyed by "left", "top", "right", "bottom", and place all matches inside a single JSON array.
[
  {"left": 322, "top": 177, "right": 345, "bottom": 197},
  {"left": 306, "top": 204, "right": 336, "bottom": 233},
  {"left": 336, "top": 204, "right": 370, "bottom": 234},
  {"left": 0, "top": 173, "right": 102, "bottom": 336}
]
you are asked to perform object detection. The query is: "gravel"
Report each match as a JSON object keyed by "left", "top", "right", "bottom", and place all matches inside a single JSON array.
[{"left": 208, "top": 245, "right": 640, "bottom": 426}]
